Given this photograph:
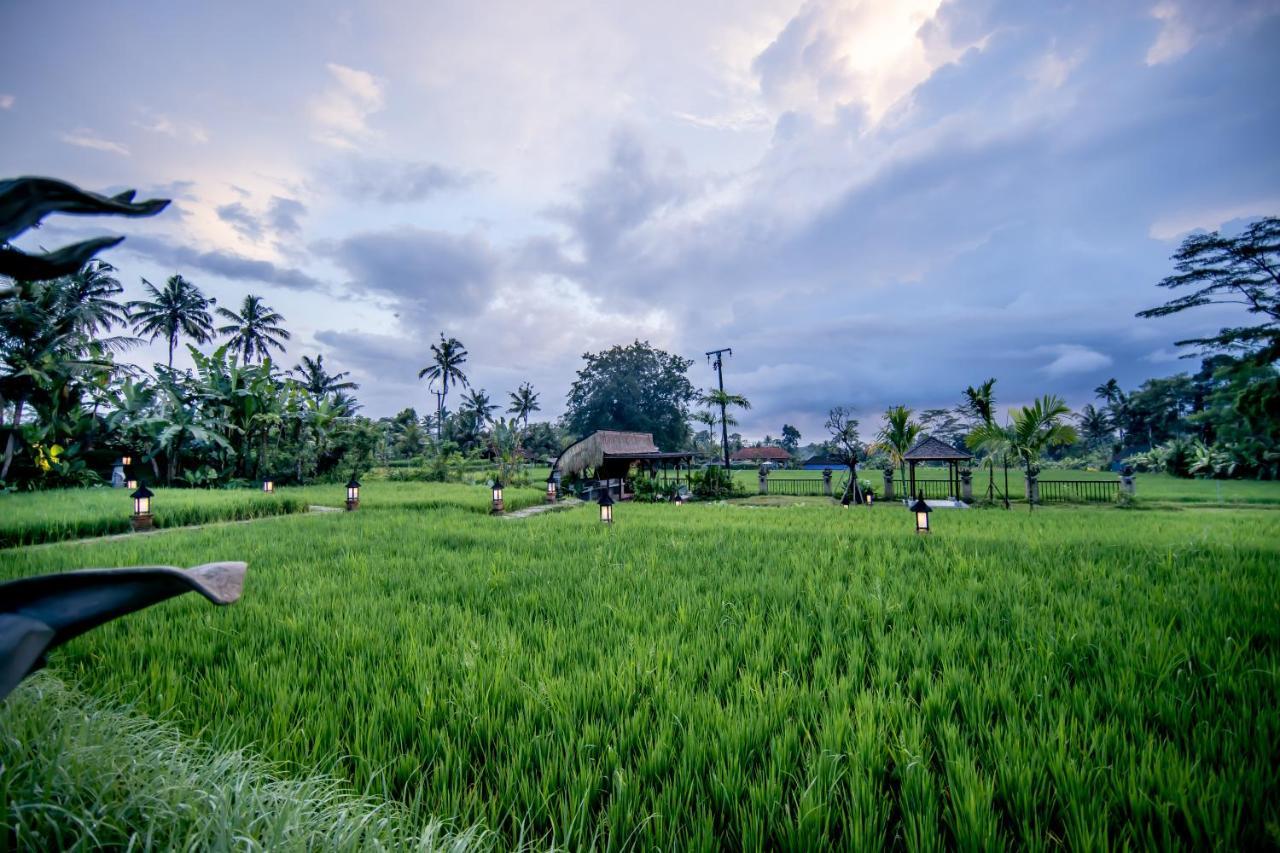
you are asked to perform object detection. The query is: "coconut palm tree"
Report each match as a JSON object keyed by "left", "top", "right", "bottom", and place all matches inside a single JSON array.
[
  {"left": 460, "top": 388, "right": 497, "bottom": 424},
  {"left": 700, "top": 387, "right": 750, "bottom": 467},
  {"left": 127, "top": 275, "right": 214, "bottom": 368},
  {"left": 1008, "top": 395, "right": 1079, "bottom": 473},
  {"left": 871, "top": 405, "right": 922, "bottom": 486},
  {"left": 216, "top": 294, "right": 290, "bottom": 363},
  {"left": 1094, "top": 377, "right": 1127, "bottom": 445},
  {"left": 1077, "top": 404, "right": 1112, "bottom": 447},
  {"left": 63, "top": 260, "right": 129, "bottom": 337},
  {"left": 507, "top": 382, "right": 540, "bottom": 431},
  {"left": 417, "top": 333, "right": 469, "bottom": 439},
  {"left": 290, "top": 354, "right": 358, "bottom": 398}
]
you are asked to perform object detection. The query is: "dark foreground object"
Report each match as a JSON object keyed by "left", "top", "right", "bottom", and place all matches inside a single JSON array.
[{"left": 0, "top": 562, "right": 247, "bottom": 701}]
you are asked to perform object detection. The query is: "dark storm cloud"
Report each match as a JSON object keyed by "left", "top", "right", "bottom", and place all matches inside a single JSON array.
[
  {"left": 336, "top": 157, "right": 481, "bottom": 203},
  {"left": 120, "top": 234, "right": 326, "bottom": 292},
  {"left": 320, "top": 226, "right": 501, "bottom": 323}
]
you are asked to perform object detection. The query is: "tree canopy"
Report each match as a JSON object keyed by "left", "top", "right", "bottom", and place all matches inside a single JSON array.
[{"left": 564, "top": 340, "right": 695, "bottom": 450}]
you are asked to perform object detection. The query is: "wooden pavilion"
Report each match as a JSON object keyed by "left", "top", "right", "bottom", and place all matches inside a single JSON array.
[
  {"left": 552, "top": 430, "right": 694, "bottom": 500},
  {"left": 903, "top": 435, "right": 973, "bottom": 501}
]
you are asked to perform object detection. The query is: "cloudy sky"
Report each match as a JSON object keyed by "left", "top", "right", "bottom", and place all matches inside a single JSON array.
[{"left": 3, "top": 0, "right": 1278, "bottom": 440}]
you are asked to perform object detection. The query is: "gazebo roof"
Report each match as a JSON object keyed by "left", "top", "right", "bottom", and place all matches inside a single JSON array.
[{"left": 903, "top": 435, "right": 973, "bottom": 461}]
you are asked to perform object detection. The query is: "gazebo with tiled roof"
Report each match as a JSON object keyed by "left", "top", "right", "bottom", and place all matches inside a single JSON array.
[{"left": 902, "top": 435, "right": 973, "bottom": 502}]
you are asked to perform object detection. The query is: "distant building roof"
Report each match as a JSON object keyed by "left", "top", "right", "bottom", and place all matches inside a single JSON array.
[
  {"left": 730, "top": 446, "right": 791, "bottom": 462},
  {"left": 903, "top": 435, "right": 973, "bottom": 461},
  {"left": 801, "top": 455, "right": 844, "bottom": 467}
]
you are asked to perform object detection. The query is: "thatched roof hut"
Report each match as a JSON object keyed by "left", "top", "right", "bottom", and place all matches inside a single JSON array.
[{"left": 553, "top": 430, "right": 693, "bottom": 482}]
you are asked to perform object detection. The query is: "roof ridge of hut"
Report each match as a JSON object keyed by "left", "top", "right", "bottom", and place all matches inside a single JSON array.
[{"left": 903, "top": 434, "right": 973, "bottom": 460}]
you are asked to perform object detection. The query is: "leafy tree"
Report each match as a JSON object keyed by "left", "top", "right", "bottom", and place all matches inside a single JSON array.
[
  {"left": 564, "top": 340, "right": 695, "bottom": 451},
  {"left": 417, "top": 333, "right": 468, "bottom": 439},
  {"left": 1137, "top": 216, "right": 1280, "bottom": 363},
  {"left": 216, "top": 294, "right": 291, "bottom": 363},
  {"left": 62, "top": 260, "right": 129, "bottom": 336},
  {"left": 291, "top": 354, "right": 358, "bottom": 398},
  {"left": 507, "top": 382, "right": 540, "bottom": 431},
  {"left": 871, "top": 405, "right": 921, "bottom": 486},
  {"left": 128, "top": 275, "right": 214, "bottom": 368},
  {"left": 918, "top": 408, "right": 966, "bottom": 449},
  {"left": 780, "top": 424, "right": 801, "bottom": 453}
]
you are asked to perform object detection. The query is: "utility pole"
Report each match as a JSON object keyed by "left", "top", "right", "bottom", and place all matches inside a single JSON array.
[
  {"left": 706, "top": 347, "right": 733, "bottom": 469},
  {"left": 429, "top": 381, "right": 446, "bottom": 441}
]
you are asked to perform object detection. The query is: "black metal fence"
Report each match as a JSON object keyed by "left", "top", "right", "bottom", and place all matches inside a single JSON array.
[
  {"left": 1037, "top": 479, "right": 1118, "bottom": 503},
  {"left": 765, "top": 478, "right": 828, "bottom": 496},
  {"left": 896, "top": 479, "right": 957, "bottom": 501}
]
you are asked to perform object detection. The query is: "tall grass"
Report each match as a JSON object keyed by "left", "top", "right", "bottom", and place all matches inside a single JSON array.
[
  {"left": 0, "top": 488, "right": 310, "bottom": 549},
  {"left": 0, "top": 673, "right": 489, "bottom": 851},
  {"left": 1, "top": 491, "right": 1277, "bottom": 848}
]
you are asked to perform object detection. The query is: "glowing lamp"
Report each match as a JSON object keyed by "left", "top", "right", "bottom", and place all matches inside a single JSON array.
[
  {"left": 865, "top": 492, "right": 874, "bottom": 506},
  {"left": 130, "top": 482, "right": 154, "bottom": 531},
  {"left": 345, "top": 477, "right": 361, "bottom": 511},
  {"left": 546, "top": 475, "right": 557, "bottom": 503},
  {"left": 910, "top": 493, "right": 931, "bottom": 534},
  {"left": 126, "top": 479, "right": 138, "bottom": 490},
  {"left": 598, "top": 489, "right": 614, "bottom": 524},
  {"left": 262, "top": 478, "right": 275, "bottom": 494},
  {"left": 121, "top": 455, "right": 133, "bottom": 467},
  {"left": 491, "top": 479, "right": 505, "bottom": 514}
]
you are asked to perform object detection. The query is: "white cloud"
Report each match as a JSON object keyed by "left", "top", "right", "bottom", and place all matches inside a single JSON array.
[
  {"left": 751, "top": 0, "right": 968, "bottom": 125},
  {"left": 1146, "top": 1, "right": 1195, "bottom": 65},
  {"left": 310, "top": 62, "right": 386, "bottom": 149},
  {"left": 1148, "top": 200, "right": 1280, "bottom": 240},
  {"left": 58, "top": 128, "right": 130, "bottom": 156},
  {"left": 136, "top": 113, "right": 209, "bottom": 143},
  {"left": 1038, "top": 345, "right": 1113, "bottom": 377},
  {"left": 0, "top": 94, "right": 14, "bottom": 110}
]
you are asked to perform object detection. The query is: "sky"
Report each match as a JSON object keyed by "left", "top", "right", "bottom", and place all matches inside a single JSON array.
[{"left": 3, "top": 0, "right": 1279, "bottom": 443}]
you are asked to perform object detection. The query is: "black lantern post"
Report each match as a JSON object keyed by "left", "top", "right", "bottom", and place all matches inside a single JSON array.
[
  {"left": 345, "top": 477, "right": 361, "bottom": 511},
  {"left": 865, "top": 490, "right": 874, "bottom": 507},
  {"left": 130, "top": 483, "right": 154, "bottom": 531},
  {"left": 598, "top": 489, "right": 615, "bottom": 524},
  {"left": 262, "top": 477, "right": 275, "bottom": 494},
  {"left": 909, "top": 492, "right": 931, "bottom": 534},
  {"left": 546, "top": 474, "right": 557, "bottom": 504},
  {"left": 491, "top": 479, "right": 505, "bottom": 514}
]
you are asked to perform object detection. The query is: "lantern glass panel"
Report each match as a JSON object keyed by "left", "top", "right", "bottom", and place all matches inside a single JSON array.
[
  {"left": 916, "top": 511, "right": 929, "bottom": 532},
  {"left": 134, "top": 495, "right": 150, "bottom": 515},
  {"left": 347, "top": 485, "right": 359, "bottom": 502},
  {"left": 121, "top": 456, "right": 132, "bottom": 466},
  {"left": 263, "top": 480, "right": 275, "bottom": 494},
  {"left": 601, "top": 503, "right": 612, "bottom": 523},
  {"left": 127, "top": 479, "right": 138, "bottom": 490}
]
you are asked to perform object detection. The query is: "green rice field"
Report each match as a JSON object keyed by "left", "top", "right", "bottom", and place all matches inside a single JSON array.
[{"left": 2, "top": 482, "right": 1279, "bottom": 849}]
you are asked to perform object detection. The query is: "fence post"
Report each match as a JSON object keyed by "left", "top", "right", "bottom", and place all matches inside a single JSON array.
[
  {"left": 882, "top": 467, "right": 894, "bottom": 501},
  {"left": 960, "top": 468, "right": 973, "bottom": 503},
  {"left": 758, "top": 464, "right": 768, "bottom": 495},
  {"left": 822, "top": 468, "right": 833, "bottom": 497},
  {"left": 1120, "top": 465, "right": 1135, "bottom": 497}
]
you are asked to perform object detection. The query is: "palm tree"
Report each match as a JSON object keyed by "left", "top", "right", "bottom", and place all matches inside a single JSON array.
[
  {"left": 128, "top": 275, "right": 214, "bottom": 368},
  {"left": 63, "top": 260, "right": 129, "bottom": 336},
  {"left": 460, "top": 388, "right": 497, "bottom": 424},
  {"left": 973, "top": 395, "right": 1078, "bottom": 509},
  {"left": 700, "top": 387, "right": 751, "bottom": 467},
  {"left": 507, "top": 382, "right": 540, "bottom": 431},
  {"left": 1077, "top": 404, "right": 1112, "bottom": 447},
  {"left": 1094, "top": 377, "right": 1127, "bottom": 446},
  {"left": 871, "top": 405, "right": 922, "bottom": 486},
  {"left": 290, "top": 354, "right": 358, "bottom": 397},
  {"left": 216, "top": 294, "right": 291, "bottom": 363},
  {"left": 417, "top": 333, "right": 469, "bottom": 439}
]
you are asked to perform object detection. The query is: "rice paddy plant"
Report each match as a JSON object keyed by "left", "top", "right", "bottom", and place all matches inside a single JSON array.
[
  {"left": 0, "top": 487, "right": 310, "bottom": 548},
  {"left": 0, "top": 673, "right": 490, "bottom": 852},
  {"left": 0, "top": 489, "right": 1276, "bottom": 849}
]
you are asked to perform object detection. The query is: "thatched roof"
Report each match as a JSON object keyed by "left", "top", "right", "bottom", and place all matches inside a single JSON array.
[
  {"left": 903, "top": 435, "right": 973, "bottom": 461},
  {"left": 553, "top": 430, "right": 660, "bottom": 477}
]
